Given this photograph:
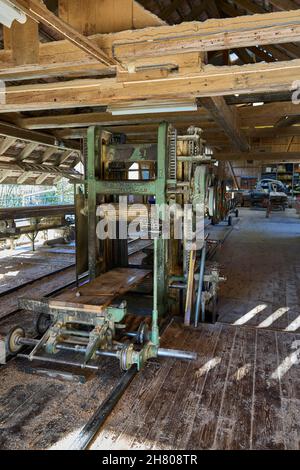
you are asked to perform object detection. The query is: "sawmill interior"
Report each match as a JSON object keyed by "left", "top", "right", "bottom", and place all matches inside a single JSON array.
[{"left": 0, "top": 0, "right": 299, "bottom": 453}]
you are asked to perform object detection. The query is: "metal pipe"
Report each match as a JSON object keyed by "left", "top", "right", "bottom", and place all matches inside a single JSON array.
[
  {"left": 17, "top": 354, "right": 101, "bottom": 370},
  {"left": 18, "top": 338, "right": 119, "bottom": 359},
  {"left": 19, "top": 338, "right": 197, "bottom": 362},
  {"left": 157, "top": 348, "right": 197, "bottom": 361},
  {"left": 169, "top": 283, "right": 186, "bottom": 290},
  {"left": 195, "top": 242, "right": 207, "bottom": 327}
]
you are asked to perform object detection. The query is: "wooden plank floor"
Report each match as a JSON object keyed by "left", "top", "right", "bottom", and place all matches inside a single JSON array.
[
  {"left": 216, "top": 208, "right": 300, "bottom": 333},
  {"left": 0, "top": 354, "right": 124, "bottom": 450},
  {"left": 91, "top": 208, "right": 300, "bottom": 450},
  {"left": 90, "top": 321, "right": 299, "bottom": 450},
  {"left": 0, "top": 248, "right": 74, "bottom": 295},
  {"left": 0, "top": 208, "right": 299, "bottom": 450}
]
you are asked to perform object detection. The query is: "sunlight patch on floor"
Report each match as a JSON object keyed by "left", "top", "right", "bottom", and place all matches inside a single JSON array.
[
  {"left": 232, "top": 363, "right": 251, "bottom": 381},
  {"left": 233, "top": 304, "right": 267, "bottom": 326},
  {"left": 271, "top": 341, "right": 300, "bottom": 380},
  {"left": 49, "top": 426, "right": 83, "bottom": 450},
  {"left": 258, "top": 307, "right": 289, "bottom": 329},
  {"left": 196, "top": 357, "right": 221, "bottom": 377},
  {"left": 285, "top": 315, "right": 300, "bottom": 332}
]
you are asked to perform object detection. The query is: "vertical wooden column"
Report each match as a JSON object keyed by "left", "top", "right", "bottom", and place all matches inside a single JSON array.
[{"left": 4, "top": 11, "right": 39, "bottom": 66}]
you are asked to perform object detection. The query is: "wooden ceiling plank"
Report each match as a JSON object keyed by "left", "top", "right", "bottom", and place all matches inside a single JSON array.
[
  {"left": 36, "top": 173, "right": 51, "bottom": 185},
  {"left": 17, "top": 171, "right": 34, "bottom": 184},
  {"left": 0, "top": 170, "right": 12, "bottom": 183},
  {"left": 1, "top": 8, "right": 300, "bottom": 78},
  {"left": 0, "top": 121, "right": 79, "bottom": 150},
  {"left": 233, "top": 0, "right": 266, "bottom": 14},
  {"left": 111, "top": 10, "right": 300, "bottom": 60},
  {"left": 40, "top": 147, "right": 57, "bottom": 163},
  {"left": 57, "top": 149, "right": 75, "bottom": 166},
  {"left": 268, "top": 1, "right": 299, "bottom": 10}
]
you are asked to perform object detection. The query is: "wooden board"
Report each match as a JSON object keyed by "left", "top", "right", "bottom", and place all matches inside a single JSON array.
[{"left": 51, "top": 267, "right": 150, "bottom": 311}]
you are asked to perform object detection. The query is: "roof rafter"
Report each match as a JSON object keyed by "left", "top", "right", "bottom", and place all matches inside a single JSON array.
[{"left": 199, "top": 96, "right": 250, "bottom": 152}]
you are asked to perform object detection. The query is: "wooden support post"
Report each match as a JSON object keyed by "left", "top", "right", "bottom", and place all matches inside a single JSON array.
[
  {"left": 9, "top": 0, "right": 119, "bottom": 67},
  {"left": 9, "top": 17, "right": 39, "bottom": 65}
]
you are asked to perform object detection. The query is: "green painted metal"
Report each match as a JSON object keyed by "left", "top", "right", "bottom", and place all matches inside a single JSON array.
[
  {"left": 155, "top": 122, "right": 168, "bottom": 321},
  {"left": 106, "top": 143, "right": 157, "bottom": 162},
  {"left": 87, "top": 126, "right": 100, "bottom": 280},
  {"left": 85, "top": 122, "right": 170, "bottom": 350},
  {"left": 95, "top": 180, "right": 156, "bottom": 195}
]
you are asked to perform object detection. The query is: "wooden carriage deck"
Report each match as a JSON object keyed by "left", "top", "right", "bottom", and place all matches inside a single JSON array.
[{"left": 51, "top": 267, "right": 151, "bottom": 312}]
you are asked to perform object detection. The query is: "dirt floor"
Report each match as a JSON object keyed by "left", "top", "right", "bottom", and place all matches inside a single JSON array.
[{"left": 0, "top": 208, "right": 299, "bottom": 450}]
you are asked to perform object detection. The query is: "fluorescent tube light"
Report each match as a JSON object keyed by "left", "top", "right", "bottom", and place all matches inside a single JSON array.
[
  {"left": 108, "top": 101, "right": 198, "bottom": 116},
  {"left": 0, "top": 0, "right": 27, "bottom": 28}
]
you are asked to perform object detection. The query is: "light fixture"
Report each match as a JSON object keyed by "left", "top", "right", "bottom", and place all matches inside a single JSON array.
[
  {"left": 107, "top": 100, "right": 198, "bottom": 116},
  {"left": 252, "top": 102, "right": 264, "bottom": 107},
  {"left": 0, "top": 0, "right": 27, "bottom": 28}
]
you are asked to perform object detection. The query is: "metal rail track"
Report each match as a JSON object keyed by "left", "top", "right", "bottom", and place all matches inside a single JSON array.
[{"left": 69, "top": 316, "right": 173, "bottom": 451}]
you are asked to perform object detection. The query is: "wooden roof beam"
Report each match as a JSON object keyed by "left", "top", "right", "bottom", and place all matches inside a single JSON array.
[
  {"left": 1, "top": 8, "right": 300, "bottom": 80},
  {"left": 215, "top": 151, "right": 300, "bottom": 162},
  {"left": 111, "top": 9, "right": 300, "bottom": 60},
  {"left": 3, "top": 58, "right": 300, "bottom": 113},
  {"left": 9, "top": 0, "right": 119, "bottom": 68},
  {"left": 199, "top": 96, "right": 250, "bottom": 152},
  {"left": 0, "top": 121, "right": 79, "bottom": 150}
]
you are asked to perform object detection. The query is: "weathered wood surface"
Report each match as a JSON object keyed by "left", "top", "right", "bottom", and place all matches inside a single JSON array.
[
  {"left": 0, "top": 320, "right": 298, "bottom": 450},
  {"left": 91, "top": 321, "right": 299, "bottom": 450},
  {"left": 0, "top": 209, "right": 299, "bottom": 450},
  {"left": 0, "top": 249, "right": 75, "bottom": 296},
  {"left": 52, "top": 268, "right": 150, "bottom": 310}
]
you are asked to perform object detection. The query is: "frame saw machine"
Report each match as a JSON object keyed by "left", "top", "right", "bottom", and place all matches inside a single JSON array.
[{"left": 1, "top": 123, "right": 233, "bottom": 372}]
